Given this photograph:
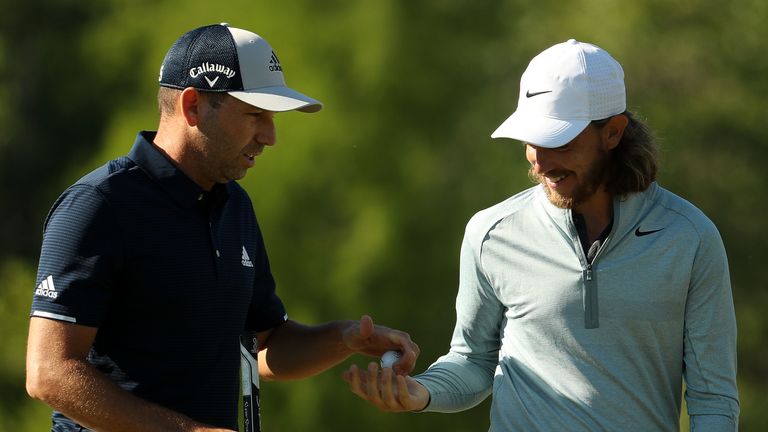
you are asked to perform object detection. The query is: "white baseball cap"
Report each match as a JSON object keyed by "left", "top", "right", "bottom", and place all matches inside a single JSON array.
[
  {"left": 491, "top": 39, "right": 625, "bottom": 148},
  {"left": 159, "top": 23, "right": 322, "bottom": 113}
]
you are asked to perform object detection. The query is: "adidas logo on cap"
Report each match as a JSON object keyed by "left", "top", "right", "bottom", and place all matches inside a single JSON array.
[
  {"left": 158, "top": 23, "right": 322, "bottom": 113},
  {"left": 268, "top": 52, "right": 282, "bottom": 72}
]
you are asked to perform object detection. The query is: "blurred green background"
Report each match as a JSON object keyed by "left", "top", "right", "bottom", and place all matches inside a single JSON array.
[{"left": 1, "top": 0, "right": 765, "bottom": 430}]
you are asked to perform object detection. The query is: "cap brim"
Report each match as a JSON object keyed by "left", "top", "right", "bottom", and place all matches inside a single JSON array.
[
  {"left": 229, "top": 86, "right": 323, "bottom": 113},
  {"left": 490, "top": 111, "right": 590, "bottom": 148}
]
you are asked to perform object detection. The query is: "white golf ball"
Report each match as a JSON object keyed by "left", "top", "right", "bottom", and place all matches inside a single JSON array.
[{"left": 380, "top": 350, "right": 402, "bottom": 369}]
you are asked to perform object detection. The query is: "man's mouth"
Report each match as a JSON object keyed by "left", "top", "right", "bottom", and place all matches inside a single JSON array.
[
  {"left": 543, "top": 173, "right": 569, "bottom": 186},
  {"left": 244, "top": 147, "right": 263, "bottom": 160}
]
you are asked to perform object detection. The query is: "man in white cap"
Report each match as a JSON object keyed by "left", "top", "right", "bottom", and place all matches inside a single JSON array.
[
  {"left": 343, "top": 39, "right": 739, "bottom": 431},
  {"left": 26, "top": 24, "right": 419, "bottom": 431}
]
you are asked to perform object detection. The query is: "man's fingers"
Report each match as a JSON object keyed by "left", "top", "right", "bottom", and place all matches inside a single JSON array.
[
  {"left": 345, "top": 364, "right": 368, "bottom": 400},
  {"left": 344, "top": 362, "right": 425, "bottom": 412},
  {"left": 397, "top": 375, "right": 418, "bottom": 410},
  {"left": 393, "top": 344, "right": 419, "bottom": 375},
  {"left": 358, "top": 315, "right": 374, "bottom": 339},
  {"left": 366, "top": 362, "right": 382, "bottom": 404},
  {"left": 379, "top": 367, "right": 398, "bottom": 410}
]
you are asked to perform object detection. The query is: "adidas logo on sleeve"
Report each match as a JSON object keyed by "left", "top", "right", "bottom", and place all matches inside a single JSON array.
[{"left": 35, "top": 275, "right": 58, "bottom": 299}]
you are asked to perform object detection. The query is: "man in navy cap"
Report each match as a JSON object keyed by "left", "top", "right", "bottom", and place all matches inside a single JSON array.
[{"left": 26, "top": 24, "right": 419, "bottom": 431}]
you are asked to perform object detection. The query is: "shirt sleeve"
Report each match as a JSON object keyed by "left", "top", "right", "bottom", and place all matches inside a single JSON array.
[
  {"left": 31, "top": 184, "right": 122, "bottom": 327},
  {"left": 244, "top": 219, "right": 287, "bottom": 333},
  {"left": 683, "top": 222, "right": 739, "bottom": 430},
  {"left": 414, "top": 218, "right": 503, "bottom": 412}
]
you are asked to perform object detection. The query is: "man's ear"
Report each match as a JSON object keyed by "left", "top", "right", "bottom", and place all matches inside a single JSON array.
[
  {"left": 180, "top": 87, "right": 201, "bottom": 127},
  {"left": 603, "top": 114, "right": 629, "bottom": 150}
]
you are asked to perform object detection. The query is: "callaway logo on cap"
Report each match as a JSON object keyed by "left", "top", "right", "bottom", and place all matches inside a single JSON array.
[
  {"left": 491, "top": 39, "right": 625, "bottom": 148},
  {"left": 158, "top": 23, "right": 322, "bottom": 113}
]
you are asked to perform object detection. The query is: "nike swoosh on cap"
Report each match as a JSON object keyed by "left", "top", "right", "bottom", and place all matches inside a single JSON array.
[{"left": 526, "top": 90, "right": 552, "bottom": 98}]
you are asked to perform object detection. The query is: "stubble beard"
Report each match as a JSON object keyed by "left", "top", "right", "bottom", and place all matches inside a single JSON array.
[
  {"left": 528, "top": 149, "right": 610, "bottom": 209},
  {"left": 198, "top": 116, "right": 249, "bottom": 184}
]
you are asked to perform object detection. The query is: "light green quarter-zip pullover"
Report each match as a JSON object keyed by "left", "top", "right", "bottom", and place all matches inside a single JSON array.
[{"left": 415, "top": 183, "right": 739, "bottom": 431}]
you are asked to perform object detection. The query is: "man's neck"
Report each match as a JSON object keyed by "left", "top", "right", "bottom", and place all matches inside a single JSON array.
[
  {"left": 153, "top": 124, "right": 216, "bottom": 191},
  {"left": 573, "top": 191, "right": 614, "bottom": 244}
]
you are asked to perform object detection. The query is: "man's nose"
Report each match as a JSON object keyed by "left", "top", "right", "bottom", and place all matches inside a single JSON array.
[{"left": 257, "top": 117, "right": 277, "bottom": 146}]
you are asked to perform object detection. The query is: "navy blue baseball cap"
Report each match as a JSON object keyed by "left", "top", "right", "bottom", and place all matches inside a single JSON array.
[{"left": 159, "top": 23, "right": 322, "bottom": 113}]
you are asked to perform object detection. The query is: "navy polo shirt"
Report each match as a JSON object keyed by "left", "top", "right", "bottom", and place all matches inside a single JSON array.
[{"left": 31, "top": 131, "right": 287, "bottom": 430}]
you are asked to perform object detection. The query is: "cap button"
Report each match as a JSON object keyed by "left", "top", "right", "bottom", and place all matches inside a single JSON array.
[
  {"left": 220, "top": 22, "right": 230, "bottom": 27},
  {"left": 567, "top": 38, "right": 578, "bottom": 44}
]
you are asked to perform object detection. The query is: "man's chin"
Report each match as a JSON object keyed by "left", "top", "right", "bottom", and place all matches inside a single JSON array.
[
  {"left": 543, "top": 185, "right": 576, "bottom": 209},
  {"left": 225, "top": 169, "right": 249, "bottom": 182}
]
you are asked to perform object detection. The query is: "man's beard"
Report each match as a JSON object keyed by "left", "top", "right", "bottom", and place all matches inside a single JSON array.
[{"left": 528, "top": 149, "right": 610, "bottom": 209}]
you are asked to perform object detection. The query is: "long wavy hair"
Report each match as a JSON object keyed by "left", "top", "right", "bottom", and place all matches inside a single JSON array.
[{"left": 601, "top": 110, "right": 659, "bottom": 196}]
